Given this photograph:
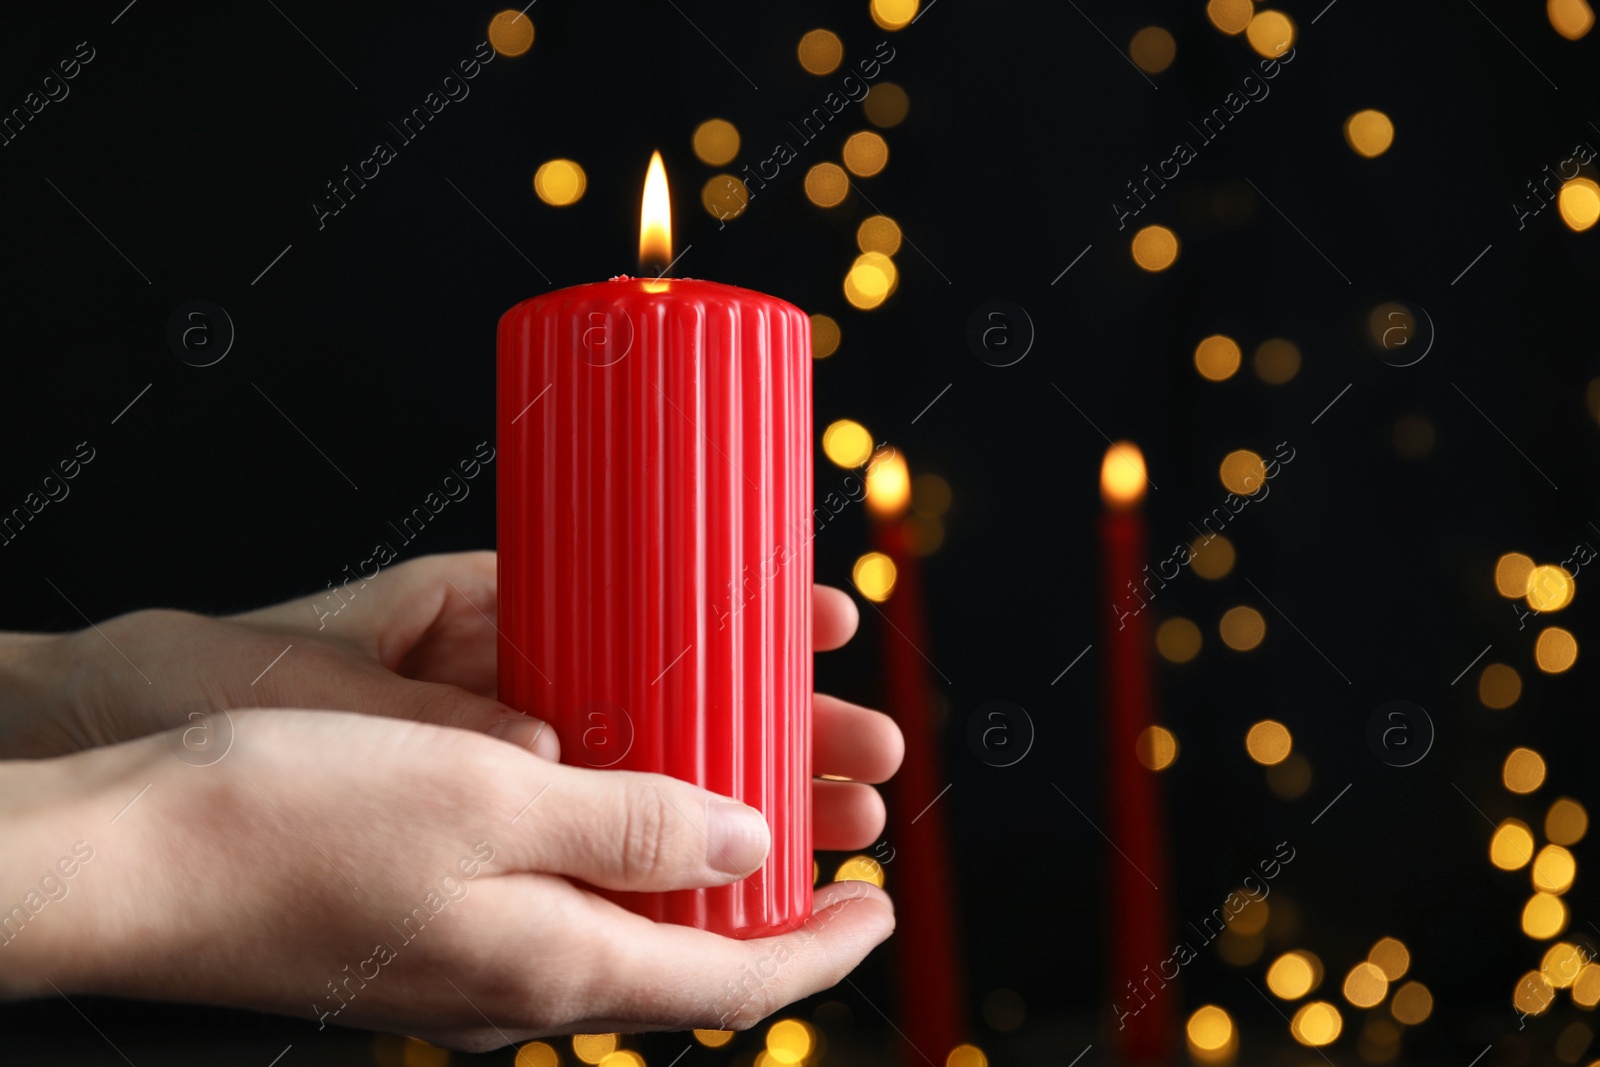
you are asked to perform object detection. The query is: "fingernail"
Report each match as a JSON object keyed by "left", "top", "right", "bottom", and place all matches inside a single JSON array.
[
  {"left": 489, "top": 715, "right": 558, "bottom": 760},
  {"left": 706, "top": 798, "right": 771, "bottom": 877}
]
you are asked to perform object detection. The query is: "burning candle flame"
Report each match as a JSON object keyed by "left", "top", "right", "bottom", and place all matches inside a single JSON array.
[
  {"left": 866, "top": 447, "right": 911, "bottom": 518},
  {"left": 640, "top": 150, "right": 672, "bottom": 272},
  {"left": 1100, "top": 441, "right": 1148, "bottom": 507}
]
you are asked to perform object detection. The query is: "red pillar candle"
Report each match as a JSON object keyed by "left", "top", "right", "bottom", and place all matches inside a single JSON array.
[
  {"left": 866, "top": 449, "right": 967, "bottom": 1062},
  {"left": 496, "top": 154, "right": 814, "bottom": 938},
  {"left": 1098, "top": 442, "right": 1173, "bottom": 1065}
]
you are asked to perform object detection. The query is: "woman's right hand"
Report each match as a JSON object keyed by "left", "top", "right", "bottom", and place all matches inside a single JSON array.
[{"left": 0, "top": 710, "right": 894, "bottom": 1050}]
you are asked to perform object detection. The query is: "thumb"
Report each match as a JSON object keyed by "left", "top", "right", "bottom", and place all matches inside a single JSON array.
[
  {"left": 381, "top": 677, "right": 561, "bottom": 761},
  {"left": 520, "top": 767, "right": 772, "bottom": 892}
]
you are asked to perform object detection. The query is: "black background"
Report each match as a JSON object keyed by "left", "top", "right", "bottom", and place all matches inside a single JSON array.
[{"left": 2, "top": 1, "right": 1598, "bottom": 1064}]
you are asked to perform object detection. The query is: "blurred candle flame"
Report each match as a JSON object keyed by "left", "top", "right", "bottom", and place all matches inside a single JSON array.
[
  {"left": 1101, "top": 441, "right": 1148, "bottom": 507},
  {"left": 640, "top": 150, "right": 673, "bottom": 272},
  {"left": 866, "top": 447, "right": 911, "bottom": 518}
]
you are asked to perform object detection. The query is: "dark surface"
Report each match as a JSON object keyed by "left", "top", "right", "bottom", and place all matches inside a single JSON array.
[{"left": 2, "top": 1, "right": 1597, "bottom": 1063}]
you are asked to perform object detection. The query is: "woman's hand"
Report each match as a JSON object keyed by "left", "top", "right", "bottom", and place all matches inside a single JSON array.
[
  {"left": 1, "top": 555, "right": 903, "bottom": 841},
  {"left": 0, "top": 711, "right": 896, "bottom": 1050}
]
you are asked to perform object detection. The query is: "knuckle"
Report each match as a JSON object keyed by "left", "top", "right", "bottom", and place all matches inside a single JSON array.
[{"left": 617, "top": 776, "right": 673, "bottom": 885}]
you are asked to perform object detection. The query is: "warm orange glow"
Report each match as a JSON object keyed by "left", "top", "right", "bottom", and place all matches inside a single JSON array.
[
  {"left": 866, "top": 448, "right": 912, "bottom": 517},
  {"left": 1101, "top": 441, "right": 1148, "bottom": 507},
  {"left": 640, "top": 151, "right": 672, "bottom": 270}
]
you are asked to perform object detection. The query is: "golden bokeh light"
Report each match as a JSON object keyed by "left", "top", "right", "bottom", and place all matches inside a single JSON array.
[
  {"left": 1515, "top": 970, "right": 1556, "bottom": 1015},
  {"left": 533, "top": 159, "right": 587, "bottom": 207},
  {"left": 865, "top": 447, "right": 910, "bottom": 517},
  {"left": 488, "top": 10, "right": 536, "bottom": 56},
  {"left": 401, "top": 1038, "right": 451, "bottom": 1067},
  {"left": 1369, "top": 938, "right": 1410, "bottom": 981},
  {"left": 1343, "top": 962, "right": 1389, "bottom": 1009},
  {"left": 1246, "top": 720, "right": 1292, "bottom": 765},
  {"left": 1129, "top": 27, "right": 1177, "bottom": 74},
  {"left": 1291, "top": 1001, "right": 1343, "bottom": 1047},
  {"left": 1358, "top": 1017, "right": 1401, "bottom": 1063},
  {"left": 701, "top": 175, "right": 749, "bottom": 223},
  {"left": 1536, "top": 627, "right": 1579, "bottom": 673},
  {"left": 1344, "top": 110, "right": 1395, "bottom": 158},
  {"left": 1559, "top": 178, "right": 1600, "bottom": 231},
  {"left": 1241, "top": 723, "right": 1292, "bottom": 764},
  {"left": 1207, "top": 0, "right": 1254, "bottom": 35},
  {"left": 1220, "top": 606, "right": 1266, "bottom": 651},
  {"left": 945, "top": 1044, "right": 988, "bottom": 1067},
  {"left": 1391, "top": 981, "right": 1433, "bottom": 1025},
  {"left": 797, "top": 30, "right": 844, "bottom": 74},
  {"left": 1479, "top": 663, "right": 1522, "bottom": 710},
  {"left": 1393, "top": 414, "right": 1436, "bottom": 460},
  {"left": 912, "top": 473, "right": 952, "bottom": 518},
  {"left": 1533, "top": 845, "right": 1577, "bottom": 894},
  {"left": 858, "top": 215, "right": 903, "bottom": 255},
  {"left": 517, "top": 1041, "right": 560, "bottom": 1067},
  {"left": 1194, "top": 334, "right": 1242, "bottom": 381},
  {"left": 1131, "top": 225, "right": 1180, "bottom": 271},
  {"left": 870, "top": 0, "right": 919, "bottom": 31},
  {"left": 599, "top": 1052, "right": 643, "bottom": 1067},
  {"left": 1219, "top": 449, "right": 1268, "bottom": 495},
  {"left": 905, "top": 514, "right": 946, "bottom": 557},
  {"left": 1550, "top": 0, "right": 1597, "bottom": 38},
  {"left": 1156, "top": 617, "right": 1203, "bottom": 664},
  {"left": 843, "top": 131, "right": 890, "bottom": 177},
  {"left": 1575, "top": 963, "right": 1600, "bottom": 1008},
  {"left": 693, "top": 1031, "right": 734, "bottom": 1049},
  {"left": 766, "top": 1020, "right": 813, "bottom": 1064},
  {"left": 1367, "top": 301, "right": 1415, "bottom": 354},
  {"left": 1547, "top": 798, "right": 1589, "bottom": 845},
  {"left": 852, "top": 552, "right": 897, "bottom": 603},
  {"left": 822, "top": 419, "right": 874, "bottom": 468},
  {"left": 1191, "top": 534, "right": 1236, "bottom": 580},
  {"left": 804, "top": 162, "right": 850, "bottom": 207},
  {"left": 1495, "top": 552, "right": 1536, "bottom": 597},
  {"left": 1186, "top": 1005, "right": 1236, "bottom": 1054},
  {"left": 572, "top": 1035, "right": 619, "bottom": 1065},
  {"left": 1246, "top": 10, "right": 1296, "bottom": 57},
  {"left": 811, "top": 314, "right": 841, "bottom": 359},
  {"left": 1504, "top": 747, "right": 1547, "bottom": 794},
  {"left": 833, "top": 853, "right": 886, "bottom": 887},
  {"left": 1268, "top": 952, "right": 1318, "bottom": 1000},
  {"left": 1526, "top": 564, "right": 1576, "bottom": 612},
  {"left": 692, "top": 119, "right": 741, "bottom": 165},
  {"left": 1266, "top": 752, "right": 1312, "bottom": 799},
  {"left": 1491, "top": 818, "right": 1535, "bottom": 870},
  {"left": 1136, "top": 725, "right": 1179, "bottom": 771},
  {"left": 863, "top": 82, "right": 909, "bottom": 127},
  {"left": 1523, "top": 892, "right": 1569, "bottom": 939},
  {"left": 1253, "top": 338, "right": 1302, "bottom": 384},
  {"left": 1543, "top": 942, "right": 1586, "bottom": 988},
  {"left": 1217, "top": 928, "right": 1265, "bottom": 966},
  {"left": 1227, "top": 896, "right": 1269, "bottom": 937},
  {"left": 1590, "top": 377, "right": 1600, "bottom": 424},
  {"left": 844, "top": 264, "right": 888, "bottom": 310}
]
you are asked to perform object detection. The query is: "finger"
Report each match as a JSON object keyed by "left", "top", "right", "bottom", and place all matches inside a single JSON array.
[
  {"left": 232, "top": 551, "right": 497, "bottom": 658},
  {"left": 813, "top": 694, "right": 904, "bottom": 783},
  {"left": 579, "top": 880, "right": 895, "bottom": 1031},
  {"left": 511, "top": 767, "right": 772, "bottom": 893},
  {"left": 813, "top": 780, "right": 886, "bottom": 851},
  {"left": 813, "top": 586, "right": 858, "bottom": 651},
  {"left": 375, "top": 677, "right": 560, "bottom": 761}
]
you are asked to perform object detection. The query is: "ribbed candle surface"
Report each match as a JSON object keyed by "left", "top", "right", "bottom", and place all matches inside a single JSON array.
[{"left": 498, "top": 276, "right": 813, "bottom": 939}]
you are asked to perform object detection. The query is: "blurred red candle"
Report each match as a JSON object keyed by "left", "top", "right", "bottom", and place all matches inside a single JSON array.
[
  {"left": 496, "top": 153, "right": 814, "bottom": 938},
  {"left": 1099, "top": 442, "right": 1173, "bottom": 1064}
]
